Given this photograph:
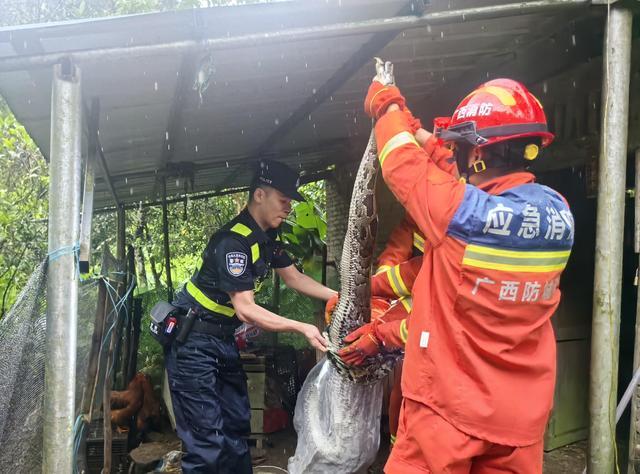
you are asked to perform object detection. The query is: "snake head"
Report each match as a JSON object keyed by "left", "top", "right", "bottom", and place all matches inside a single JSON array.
[{"left": 373, "top": 57, "right": 395, "bottom": 86}]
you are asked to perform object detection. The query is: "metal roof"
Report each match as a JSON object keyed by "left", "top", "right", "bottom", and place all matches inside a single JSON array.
[{"left": 0, "top": 0, "right": 601, "bottom": 209}]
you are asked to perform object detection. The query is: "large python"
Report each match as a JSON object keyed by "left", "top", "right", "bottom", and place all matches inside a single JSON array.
[{"left": 288, "top": 59, "right": 402, "bottom": 474}]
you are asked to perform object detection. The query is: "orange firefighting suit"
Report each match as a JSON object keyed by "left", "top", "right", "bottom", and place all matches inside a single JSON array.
[
  {"left": 371, "top": 137, "right": 458, "bottom": 445},
  {"left": 374, "top": 110, "right": 574, "bottom": 473},
  {"left": 373, "top": 219, "right": 420, "bottom": 445}
]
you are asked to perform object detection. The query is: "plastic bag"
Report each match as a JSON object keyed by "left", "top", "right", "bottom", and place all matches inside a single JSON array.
[{"left": 288, "top": 358, "right": 383, "bottom": 474}]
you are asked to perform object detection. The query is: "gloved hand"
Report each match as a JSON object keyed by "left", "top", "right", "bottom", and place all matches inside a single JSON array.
[
  {"left": 406, "top": 111, "right": 423, "bottom": 134},
  {"left": 324, "top": 293, "right": 339, "bottom": 325},
  {"left": 337, "top": 324, "right": 381, "bottom": 366},
  {"left": 375, "top": 318, "right": 407, "bottom": 351},
  {"left": 371, "top": 297, "right": 391, "bottom": 322},
  {"left": 364, "top": 81, "right": 406, "bottom": 120}
]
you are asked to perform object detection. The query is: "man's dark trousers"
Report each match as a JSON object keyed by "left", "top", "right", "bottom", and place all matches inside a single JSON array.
[{"left": 165, "top": 332, "right": 252, "bottom": 473}]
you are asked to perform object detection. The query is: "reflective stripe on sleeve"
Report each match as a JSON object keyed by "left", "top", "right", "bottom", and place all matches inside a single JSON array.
[
  {"left": 251, "top": 243, "right": 260, "bottom": 263},
  {"left": 379, "top": 131, "right": 419, "bottom": 167},
  {"left": 186, "top": 281, "right": 235, "bottom": 317},
  {"left": 412, "top": 232, "right": 425, "bottom": 253},
  {"left": 399, "top": 319, "right": 408, "bottom": 344},
  {"left": 376, "top": 264, "right": 392, "bottom": 275},
  {"left": 386, "top": 264, "right": 410, "bottom": 298},
  {"left": 399, "top": 296, "right": 412, "bottom": 314}
]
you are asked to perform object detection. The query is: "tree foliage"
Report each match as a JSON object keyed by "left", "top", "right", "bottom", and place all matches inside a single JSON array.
[{"left": 0, "top": 104, "right": 49, "bottom": 317}]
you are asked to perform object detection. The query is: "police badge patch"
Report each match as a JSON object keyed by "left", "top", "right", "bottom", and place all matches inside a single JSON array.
[{"left": 226, "top": 252, "right": 248, "bottom": 277}]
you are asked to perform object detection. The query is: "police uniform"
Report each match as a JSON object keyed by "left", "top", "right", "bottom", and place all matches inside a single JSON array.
[{"left": 165, "top": 160, "right": 301, "bottom": 474}]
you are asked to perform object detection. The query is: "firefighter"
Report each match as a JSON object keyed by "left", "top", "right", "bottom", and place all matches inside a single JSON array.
[
  {"left": 347, "top": 69, "right": 573, "bottom": 473},
  {"left": 334, "top": 134, "right": 457, "bottom": 447},
  {"left": 166, "top": 159, "right": 336, "bottom": 474}
]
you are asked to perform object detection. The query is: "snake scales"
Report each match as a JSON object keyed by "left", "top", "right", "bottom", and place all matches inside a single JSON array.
[{"left": 288, "top": 59, "right": 402, "bottom": 473}]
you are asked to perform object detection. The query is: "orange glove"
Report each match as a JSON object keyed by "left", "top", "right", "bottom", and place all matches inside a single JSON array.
[
  {"left": 324, "top": 293, "right": 339, "bottom": 325},
  {"left": 371, "top": 297, "right": 391, "bottom": 322},
  {"left": 375, "top": 319, "right": 407, "bottom": 351},
  {"left": 337, "top": 324, "right": 381, "bottom": 366},
  {"left": 364, "top": 81, "right": 406, "bottom": 120}
]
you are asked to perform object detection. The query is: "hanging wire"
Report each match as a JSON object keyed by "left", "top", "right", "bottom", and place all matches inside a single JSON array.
[{"left": 71, "top": 267, "right": 137, "bottom": 471}]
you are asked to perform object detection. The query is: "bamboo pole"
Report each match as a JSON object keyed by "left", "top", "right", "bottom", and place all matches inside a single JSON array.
[{"left": 589, "top": 5, "right": 633, "bottom": 473}]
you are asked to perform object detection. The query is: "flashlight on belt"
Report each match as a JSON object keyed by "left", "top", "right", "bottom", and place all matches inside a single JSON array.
[{"left": 175, "top": 308, "right": 197, "bottom": 344}]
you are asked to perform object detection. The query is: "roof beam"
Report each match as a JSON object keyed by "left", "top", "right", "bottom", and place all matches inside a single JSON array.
[
  {"left": 252, "top": 2, "right": 416, "bottom": 158},
  {"left": 84, "top": 99, "right": 120, "bottom": 206},
  {"left": 94, "top": 168, "right": 333, "bottom": 214},
  {"left": 0, "top": 0, "right": 591, "bottom": 73}
]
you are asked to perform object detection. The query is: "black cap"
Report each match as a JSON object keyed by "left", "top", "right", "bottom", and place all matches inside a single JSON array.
[{"left": 252, "top": 159, "right": 305, "bottom": 201}]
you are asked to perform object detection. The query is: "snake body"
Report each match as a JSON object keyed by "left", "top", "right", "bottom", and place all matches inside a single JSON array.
[{"left": 289, "top": 128, "right": 401, "bottom": 473}]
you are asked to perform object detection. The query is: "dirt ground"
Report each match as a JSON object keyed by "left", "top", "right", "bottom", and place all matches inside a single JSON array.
[
  {"left": 133, "top": 427, "right": 587, "bottom": 473},
  {"left": 254, "top": 428, "right": 588, "bottom": 473}
]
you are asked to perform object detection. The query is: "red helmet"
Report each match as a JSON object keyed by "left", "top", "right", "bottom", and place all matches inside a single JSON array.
[{"left": 436, "top": 78, "right": 554, "bottom": 149}]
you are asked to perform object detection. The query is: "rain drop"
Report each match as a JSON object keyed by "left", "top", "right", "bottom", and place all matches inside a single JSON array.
[
  {"left": 440, "top": 31, "right": 444, "bottom": 39},
  {"left": 305, "top": 62, "right": 308, "bottom": 69},
  {"left": 106, "top": 115, "right": 110, "bottom": 121},
  {"left": 353, "top": 116, "right": 357, "bottom": 124},
  {"left": 312, "top": 88, "right": 317, "bottom": 95},
  {"left": 308, "top": 114, "right": 312, "bottom": 121},
  {"left": 167, "top": 144, "right": 170, "bottom": 151},
  {"left": 275, "top": 118, "right": 280, "bottom": 125},
  {"left": 257, "top": 60, "right": 261, "bottom": 68},
  {"left": 427, "top": 24, "right": 432, "bottom": 33},
  {"left": 402, "top": 32, "right": 406, "bottom": 38},
  {"left": 130, "top": 188, "right": 134, "bottom": 195},
  {"left": 97, "top": 129, "right": 100, "bottom": 136},
  {"left": 195, "top": 145, "right": 198, "bottom": 152},
  {"left": 225, "top": 161, "right": 229, "bottom": 168},
  {"left": 543, "top": 82, "right": 548, "bottom": 94},
  {"left": 572, "top": 80, "right": 576, "bottom": 88},
  {"left": 176, "top": 179, "right": 180, "bottom": 187},
  {"left": 165, "top": 131, "right": 169, "bottom": 140},
  {"left": 285, "top": 75, "right": 289, "bottom": 83},
  {"left": 27, "top": 98, "right": 31, "bottom": 104},
  {"left": 125, "top": 177, "right": 128, "bottom": 184},
  {"left": 330, "top": 96, "right": 334, "bottom": 101},
  {"left": 241, "top": 129, "right": 244, "bottom": 135},
  {"left": 571, "top": 34, "right": 576, "bottom": 46},
  {"left": 313, "top": 123, "right": 316, "bottom": 129},
  {"left": 154, "top": 81, "right": 158, "bottom": 91},
  {"left": 410, "top": 3, "right": 414, "bottom": 11}
]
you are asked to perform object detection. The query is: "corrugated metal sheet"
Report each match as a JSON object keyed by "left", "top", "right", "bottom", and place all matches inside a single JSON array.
[{"left": 0, "top": 0, "right": 599, "bottom": 209}]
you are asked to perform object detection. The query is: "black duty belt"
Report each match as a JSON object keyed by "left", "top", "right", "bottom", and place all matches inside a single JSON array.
[{"left": 178, "top": 314, "right": 237, "bottom": 337}]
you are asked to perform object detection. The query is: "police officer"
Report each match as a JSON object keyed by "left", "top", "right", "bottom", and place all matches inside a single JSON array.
[{"left": 166, "top": 159, "right": 336, "bottom": 473}]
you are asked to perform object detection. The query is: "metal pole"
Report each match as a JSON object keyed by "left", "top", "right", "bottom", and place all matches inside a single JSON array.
[
  {"left": 0, "top": 0, "right": 589, "bottom": 73},
  {"left": 79, "top": 100, "right": 99, "bottom": 273},
  {"left": 629, "top": 148, "right": 640, "bottom": 474},
  {"left": 161, "top": 177, "right": 174, "bottom": 302},
  {"left": 589, "top": 6, "right": 633, "bottom": 473},
  {"left": 43, "top": 60, "right": 82, "bottom": 474}
]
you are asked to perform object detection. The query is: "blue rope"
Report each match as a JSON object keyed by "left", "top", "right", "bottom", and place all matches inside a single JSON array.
[{"left": 47, "top": 243, "right": 79, "bottom": 263}]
